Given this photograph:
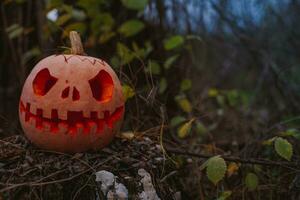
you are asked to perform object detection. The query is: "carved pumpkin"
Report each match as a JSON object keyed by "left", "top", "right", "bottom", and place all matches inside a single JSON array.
[{"left": 19, "top": 31, "right": 124, "bottom": 153}]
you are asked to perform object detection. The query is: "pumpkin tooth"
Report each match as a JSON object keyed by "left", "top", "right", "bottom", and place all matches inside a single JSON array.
[
  {"left": 83, "top": 110, "right": 90, "bottom": 118},
  {"left": 29, "top": 104, "right": 37, "bottom": 115},
  {"left": 28, "top": 115, "right": 36, "bottom": 127},
  {"left": 58, "top": 110, "right": 68, "bottom": 120},
  {"left": 97, "top": 111, "right": 104, "bottom": 119},
  {"left": 43, "top": 108, "right": 52, "bottom": 119}
]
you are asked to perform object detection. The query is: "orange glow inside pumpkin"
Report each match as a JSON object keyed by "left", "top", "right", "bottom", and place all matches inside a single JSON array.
[
  {"left": 89, "top": 70, "right": 114, "bottom": 102},
  {"left": 33, "top": 68, "right": 58, "bottom": 96}
]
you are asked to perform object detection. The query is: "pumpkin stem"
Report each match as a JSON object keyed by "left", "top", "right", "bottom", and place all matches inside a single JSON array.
[{"left": 69, "top": 31, "right": 85, "bottom": 55}]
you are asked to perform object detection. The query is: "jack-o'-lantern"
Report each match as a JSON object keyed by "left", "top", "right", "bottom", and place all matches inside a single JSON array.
[{"left": 19, "top": 31, "right": 124, "bottom": 153}]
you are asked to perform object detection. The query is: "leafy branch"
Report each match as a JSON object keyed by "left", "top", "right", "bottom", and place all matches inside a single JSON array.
[{"left": 165, "top": 147, "right": 299, "bottom": 170}]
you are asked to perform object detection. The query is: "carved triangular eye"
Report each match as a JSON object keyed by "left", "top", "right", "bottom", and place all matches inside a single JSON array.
[
  {"left": 89, "top": 70, "right": 114, "bottom": 102},
  {"left": 33, "top": 68, "right": 58, "bottom": 96}
]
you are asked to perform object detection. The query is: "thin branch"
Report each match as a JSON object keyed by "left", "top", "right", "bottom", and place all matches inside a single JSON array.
[
  {"left": 0, "top": 157, "right": 114, "bottom": 193},
  {"left": 165, "top": 147, "right": 300, "bottom": 170}
]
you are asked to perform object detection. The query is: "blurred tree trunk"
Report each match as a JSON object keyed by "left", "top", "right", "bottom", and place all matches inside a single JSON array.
[
  {"left": 155, "top": 0, "right": 165, "bottom": 30},
  {"left": 35, "top": 0, "right": 46, "bottom": 51},
  {"left": 0, "top": 0, "right": 46, "bottom": 133}
]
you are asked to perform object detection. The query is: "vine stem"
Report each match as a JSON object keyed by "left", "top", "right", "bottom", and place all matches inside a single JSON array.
[{"left": 69, "top": 31, "right": 85, "bottom": 55}]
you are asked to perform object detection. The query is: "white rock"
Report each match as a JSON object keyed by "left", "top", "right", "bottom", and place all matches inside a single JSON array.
[
  {"left": 95, "top": 170, "right": 115, "bottom": 194},
  {"left": 107, "top": 190, "right": 115, "bottom": 199},
  {"left": 95, "top": 170, "right": 129, "bottom": 199},
  {"left": 115, "top": 182, "right": 129, "bottom": 200},
  {"left": 174, "top": 191, "right": 181, "bottom": 200},
  {"left": 138, "top": 169, "right": 160, "bottom": 200}
]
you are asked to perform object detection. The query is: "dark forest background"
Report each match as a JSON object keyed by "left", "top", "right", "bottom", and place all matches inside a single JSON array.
[{"left": 1, "top": 0, "right": 300, "bottom": 199}]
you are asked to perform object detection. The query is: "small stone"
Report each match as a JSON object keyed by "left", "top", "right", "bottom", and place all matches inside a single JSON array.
[
  {"left": 154, "top": 157, "right": 163, "bottom": 162},
  {"left": 174, "top": 191, "right": 181, "bottom": 200},
  {"left": 138, "top": 168, "right": 161, "bottom": 200},
  {"left": 115, "top": 182, "right": 128, "bottom": 200},
  {"left": 95, "top": 170, "right": 115, "bottom": 194}
]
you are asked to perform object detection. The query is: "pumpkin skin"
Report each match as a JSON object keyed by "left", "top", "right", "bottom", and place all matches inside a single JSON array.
[{"left": 19, "top": 54, "right": 124, "bottom": 153}]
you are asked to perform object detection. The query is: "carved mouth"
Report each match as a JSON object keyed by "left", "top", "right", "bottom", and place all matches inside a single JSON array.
[{"left": 19, "top": 100, "right": 124, "bottom": 135}]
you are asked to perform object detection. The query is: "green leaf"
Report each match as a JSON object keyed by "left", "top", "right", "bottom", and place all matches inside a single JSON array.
[
  {"left": 98, "top": 31, "right": 116, "bottom": 44},
  {"left": 22, "top": 47, "right": 41, "bottom": 64},
  {"left": 15, "top": 0, "right": 26, "bottom": 4},
  {"left": 164, "top": 54, "right": 179, "bottom": 69},
  {"left": 177, "top": 119, "right": 195, "bottom": 138},
  {"left": 132, "top": 42, "right": 148, "bottom": 58},
  {"left": 47, "top": 0, "right": 63, "bottom": 9},
  {"left": 60, "top": 4, "right": 72, "bottom": 13},
  {"left": 170, "top": 116, "right": 186, "bottom": 127},
  {"left": 146, "top": 60, "right": 160, "bottom": 75},
  {"left": 64, "top": 22, "right": 86, "bottom": 37},
  {"left": 226, "top": 90, "right": 239, "bottom": 107},
  {"left": 281, "top": 129, "right": 300, "bottom": 140},
  {"left": 72, "top": 9, "right": 86, "bottom": 21},
  {"left": 206, "top": 156, "right": 227, "bottom": 185},
  {"left": 121, "top": 0, "right": 148, "bottom": 10},
  {"left": 110, "top": 56, "right": 121, "bottom": 68},
  {"left": 77, "top": 0, "right": 103, "bottom": 13},
  {"left": 6, "top": 24, "right": 23, "bottom": 39},
  {"left": 119, "top": 20, "right": 144, "bottom": 37},
  {"left": 216, "top": 95, "right": 225, "bottom": 106},
  {"left": 91, "top": 13, "right": 115, "bottom": 35},
  {"left": 208, "top": 88, "right": 219, "bottom": 97},
  {"left": 274, "top": 137, "right": 293, "bottom": 161},
  {"left": 253, "top": 165, "right": 262, "bottom": 173},
  {"left": 143, "top": 41, "right": 153, "bottom": 57},
  {"left": 180, "top": 79, "right": 192, "bottom": 91},
  {"left": 55, "top": 14, "right": 71, "bottom": 26},
  {"left": 195, "top": 121, "right": 207, "bottom": 135},
  {"left": 175, "top": 95, "right": 192, "bottom": 113},
  {"left": 122, "top": 84, "right": 135, "bottom": 101},
  {"left": 159, "top": 78, "right": 167, "bottom": 94},
  {"left": 164, "top": 35, "right": 184, "bottom": 50},
  {"left": 217, "top": 191, "right": 232, "bottom": 200},
  {"left": 245, "top": 172, "right": 258, "bottom": 191},
  {"left": 117, "top": 42, "right": 134, "bottom": 65},
  {"left": 200, "top": 159, "right": 209, "bottom": 170},
  {"left": 262, "top": 137, "right": 276, "bottom": 145}
]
